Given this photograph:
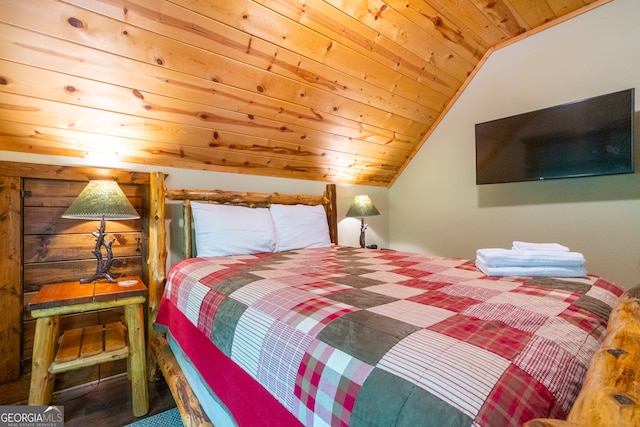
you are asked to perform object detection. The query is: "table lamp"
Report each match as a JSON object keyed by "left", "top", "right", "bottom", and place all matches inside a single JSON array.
[
  {"left": 345, "top": 195, "right": 380, "bottom": 248},
  {"left": 62, "top": 180, "right": 140, "bottom": 283}
]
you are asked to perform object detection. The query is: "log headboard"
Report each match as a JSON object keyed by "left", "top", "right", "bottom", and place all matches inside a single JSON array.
[{"left": 168, "top": 186, "right": 337, "bottom": 259}]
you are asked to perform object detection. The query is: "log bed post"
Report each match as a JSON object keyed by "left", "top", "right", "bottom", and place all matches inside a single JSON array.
[
  {"left": 147, "top": 171, "right": 167, "bottom": 379},
  {"left": 325, "top": 184, "right": 337, "bottom": 244},
  {"left": 146, "top": 172, "right": 213, "bottom": 426},
  {"left": 525, "top": 286, "right": 640, "bottom": 427},
  {"left": 183, "top": 200, "right": 193, "bottom": 259}
]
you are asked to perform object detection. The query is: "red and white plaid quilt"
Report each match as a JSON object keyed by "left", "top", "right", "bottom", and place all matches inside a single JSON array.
[{"left": 156, "top": 246, "right": 623, "bottom": 426}]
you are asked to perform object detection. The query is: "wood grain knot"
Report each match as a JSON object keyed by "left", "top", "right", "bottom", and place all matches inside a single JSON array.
[
  {"left": 613, "top": 394, "right": 635, "bottom": 405},
  {"left": 67, "top": 17, "right": 85, "bottom": 29},
  {"left": 0, "top": 77, "right": 7, "bottom": 85},
  {"left": 608, "top": 348, "right": 626, "bottom": 358},
  {"left": 374, "top": 4, "right": 387, "bottom": 20}
]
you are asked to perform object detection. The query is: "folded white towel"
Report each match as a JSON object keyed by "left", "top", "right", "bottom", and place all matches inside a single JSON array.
[
  {"left": 476, "top": 259, "right": 587, "bottom": 277},
  {"left": 512, "top": 241, "right": 570, "bottom": 252},
  {"left": 476, "top": 248, "right": 585, "bottom": 267}
]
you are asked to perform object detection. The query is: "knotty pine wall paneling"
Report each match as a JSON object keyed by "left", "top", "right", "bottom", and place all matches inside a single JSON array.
[
  {"left": 0, "top": 161, "right": 150, "bottom": 405},
  {"left": 0, "top": 176, "right": 22, "bottom": 384}
]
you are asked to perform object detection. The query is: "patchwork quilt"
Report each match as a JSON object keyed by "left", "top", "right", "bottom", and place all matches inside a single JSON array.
[{"left": 155, "top": 246, "right": 623, "bottom": 427}]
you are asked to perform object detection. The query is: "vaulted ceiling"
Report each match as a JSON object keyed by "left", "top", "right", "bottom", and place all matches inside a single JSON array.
[{"left": 0, "top": 0, "right": 608, "bottom": 186}]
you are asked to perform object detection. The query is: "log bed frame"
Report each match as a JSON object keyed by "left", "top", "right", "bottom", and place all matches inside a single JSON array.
[
  {"left": 145, "top": 172, "right": 640, "bottom": 427},
  {"left": 146, "top": 172, "right": 337, "bottom": 426}
]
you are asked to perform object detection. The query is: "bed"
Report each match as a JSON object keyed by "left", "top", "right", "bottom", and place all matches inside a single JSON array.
[{"left": 146, "top": 172, "right": 640, "bottom": 427}]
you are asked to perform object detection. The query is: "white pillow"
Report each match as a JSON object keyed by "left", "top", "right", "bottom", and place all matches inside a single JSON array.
[
  {"left": 269, "top": 204, "right": 331, "bottom": 251},
  {"left": 190, "top": 202, "right": 276, "bottom": 257}
]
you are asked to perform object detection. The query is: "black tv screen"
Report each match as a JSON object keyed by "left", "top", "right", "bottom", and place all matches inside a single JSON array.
[{"left": 475, "top": 89, "right": 635, "bottom": 184}]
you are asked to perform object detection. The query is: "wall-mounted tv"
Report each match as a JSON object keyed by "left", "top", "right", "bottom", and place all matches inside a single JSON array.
[{"left": 475, "top": 88, "right": 635, "bottom": 185}]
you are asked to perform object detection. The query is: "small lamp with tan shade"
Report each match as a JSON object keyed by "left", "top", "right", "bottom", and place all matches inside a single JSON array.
[
  {"left": 62, "top": 180, "right": 139, "bottom": 283},
  {"left": 345, "top": 195, "right": 380, "bottom": 248}
]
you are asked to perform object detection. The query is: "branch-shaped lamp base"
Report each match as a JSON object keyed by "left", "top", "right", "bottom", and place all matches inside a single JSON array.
[
  {"left": 80, "top": 217, "right": 117, "bottom": 283},
  {"left": 359, "top": 218, "right": 368, "bottom": 248}
]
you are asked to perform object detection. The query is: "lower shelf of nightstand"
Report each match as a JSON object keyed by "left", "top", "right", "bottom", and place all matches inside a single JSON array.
[{"left": 50, "top": 322, "right": 129, "bottom": 374}]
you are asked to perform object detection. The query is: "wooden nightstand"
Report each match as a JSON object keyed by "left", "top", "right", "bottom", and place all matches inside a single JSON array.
[{"left": 28, "top": 276, "right": 149, "bottom": 417}]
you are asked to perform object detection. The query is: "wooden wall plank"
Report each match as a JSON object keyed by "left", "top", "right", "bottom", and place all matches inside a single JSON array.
[
  {"left": 23, "top": 257, "right": 142, "bottom": 292},
  {"left": 0, "top": 111, "right": 406, "bottom": 179},
  {"left": 255, "top": 0, "right": 468, "bottom": 89},
  {"left": 0, "top": 23, "right": 427, "bottom": 139},
  {"left": 317, "top": 0, "right": 480, "bottom": 66},
  {"left": 81, "top": 0, "right": 464, "bottom": 97},
  {"left": 0, "top": 161, "right": 150, "bottom": 184},
  {"left": 23, "top": 207, "right": 140, "bottom": 235},
  {"left": 0, "top": 92, "right": 401, "bottom": 185},
  {"left": 1, "top": 1, "right": 435, "bottom": 124},
  {"left": 505, "top": 0, "right": 557, "bottom": 28},
  {"left": 1, "top": 120, "right": 405, "bottom": 176},
  {"left": 24, "top": 233, "right": 142, "bottom": 263},
  {"left": 0, "top": 176, "right": 22, "bottom": 383},
  {"left": 0, "top": 161, "right": 149, "bottom": 403},
  {"left": 0, "top": 135, "right": 393, "bottom": 186},
  {"left": 23, "top": 178, "right": 144, "bottom": 207},
  {"left": 0, "top": 58, "right": 416, "bottom": 160},
  {"left": 0, "top": 58, "right": 419, "bottom": 148},
  {"left": 67, "top": 0, "right": 451, "bottom": 114}
]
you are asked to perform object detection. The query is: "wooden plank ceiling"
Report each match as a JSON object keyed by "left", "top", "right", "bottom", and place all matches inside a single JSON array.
[{"left": 0, "top": 0, "right": 607, "bottom": 187}]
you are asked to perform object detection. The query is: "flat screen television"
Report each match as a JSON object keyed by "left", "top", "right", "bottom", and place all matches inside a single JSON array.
[{"left": 475, "top": 88, "right": 635, "bottom": 184}]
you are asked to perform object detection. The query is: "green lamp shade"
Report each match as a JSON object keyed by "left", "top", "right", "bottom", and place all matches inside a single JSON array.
[
  {"left": 345, "top": 195, "right": 380, "bottom": 218},
  {"left": 62, "top": 180, "right": 139, "bottom": 220}
]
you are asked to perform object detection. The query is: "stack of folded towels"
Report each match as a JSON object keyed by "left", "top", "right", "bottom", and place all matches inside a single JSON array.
[{"left": 476, "top": 241, "right": 587, "bottom": 277}]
